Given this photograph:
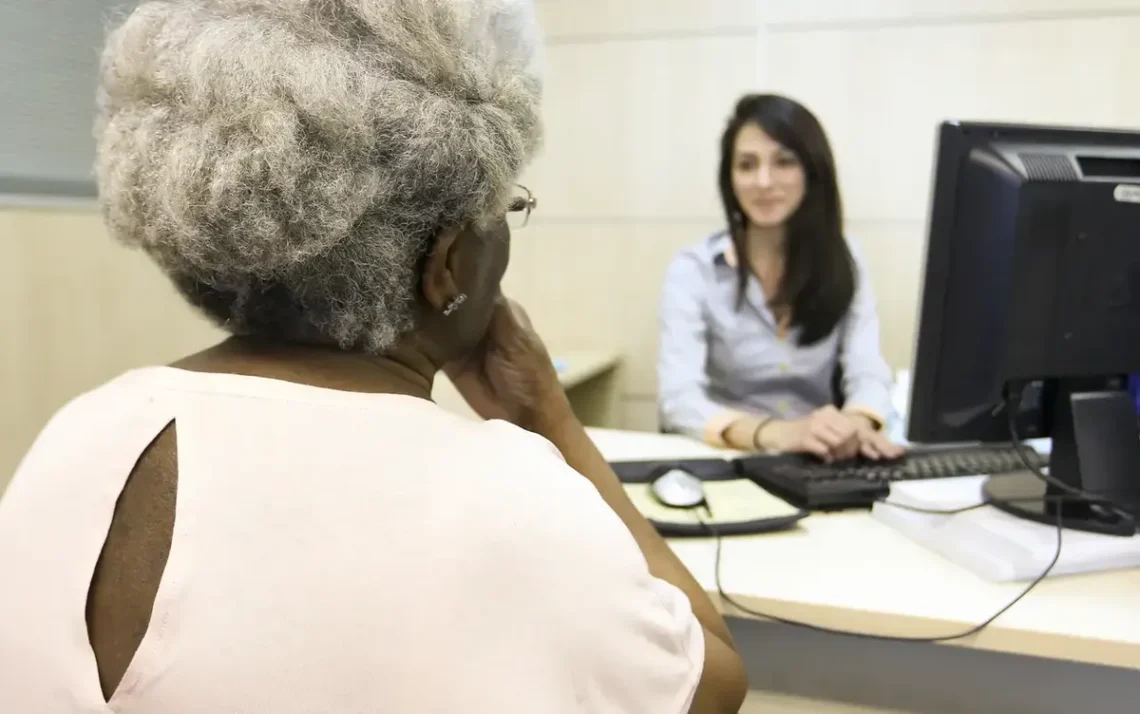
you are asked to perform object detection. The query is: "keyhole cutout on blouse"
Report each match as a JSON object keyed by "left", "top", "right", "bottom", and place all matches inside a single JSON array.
[{"left": 85, "top": 421, "right": 178, "bottom": 703}]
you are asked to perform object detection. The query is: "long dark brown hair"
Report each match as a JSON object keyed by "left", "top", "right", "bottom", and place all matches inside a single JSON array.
[{"left": 718, "top": 94, "right": 855, "bottom": 346}]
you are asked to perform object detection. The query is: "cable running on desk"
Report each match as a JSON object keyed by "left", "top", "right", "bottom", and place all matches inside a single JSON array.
[
  {"left": 1005, "top": 388, "right": 1136, "bottom": 525},
  {"left": 699, "top": 393, "right": 1140, "bottom": 640},
  {"left": 699, "top": 496, "right": 1064, "bottom": 643},
  {"left": 678, "top": 390, "right": 1140, "bottom": 641}
]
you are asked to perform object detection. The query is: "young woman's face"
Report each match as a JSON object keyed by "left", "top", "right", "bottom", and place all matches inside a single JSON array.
[{"left": 730, "top": 122, "right": 807, "bottom": 228}]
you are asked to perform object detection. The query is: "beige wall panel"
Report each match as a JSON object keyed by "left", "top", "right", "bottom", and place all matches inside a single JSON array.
[
  {"left": 847, "top": 220, "right": 928, "bottom": 371},
  {"left": 536, "top": 0, "right": 756, "bottom": 38},
  {"left": 763, "top": 16, "right": 1140, "bottom": 222},
  {"left": 619, "top": 396, "right": 661, "bottom": 433},
  {"left": 756, "top": 0, "right": 1140, "bottom": 25},
  {"left": 521, "top": 35, "right": 759, "bottom": 220},
  {"left": 504, "top": 219, "right": 721, "bottom": 398},
  {"left": 1, "top": 208, "right": 222, "bottom": 490}
]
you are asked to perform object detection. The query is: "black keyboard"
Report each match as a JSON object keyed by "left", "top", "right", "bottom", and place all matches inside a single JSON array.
[{"left": 737, "top": 444, "right": 1049, "bottom": 511}]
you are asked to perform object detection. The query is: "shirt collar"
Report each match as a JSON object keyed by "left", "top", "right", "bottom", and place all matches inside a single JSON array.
[{"left": 710, "top": 231, "right": 739, "bottom": 269}]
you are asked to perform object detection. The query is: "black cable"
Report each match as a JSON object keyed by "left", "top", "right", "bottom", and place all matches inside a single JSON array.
[
  {"left": 690, "top": 390, "right": 1140, "bottom": 642},
  {"left": 876, "top": 500, "right": 988, "bottom": 516},
  {"left": 1004, "top": 386, "right": 1136, "bottom": 526},
  {"left": 1005, "top": 387, "right": 1096, "bottom": 502},
  {"left": 697, "top": 493, "right": 1067, "bottom": 643},
  {"left": 878, "top": 495, "right": 1076, "bottom": 517}
]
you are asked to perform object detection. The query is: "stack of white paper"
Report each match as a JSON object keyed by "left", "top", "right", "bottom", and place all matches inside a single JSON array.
[{"left": 873, "top": 476, "right": 1140, "bottom": 582}]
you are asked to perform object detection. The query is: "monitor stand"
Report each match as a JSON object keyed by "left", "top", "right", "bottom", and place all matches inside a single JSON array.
[{"left": 982, "top": 383, "right": 1140, "bottom": 537}]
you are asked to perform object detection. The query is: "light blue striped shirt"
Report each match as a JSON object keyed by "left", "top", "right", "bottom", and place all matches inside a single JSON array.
[{"left": 657, "top": 231, "right": 893, "bottom": 444}]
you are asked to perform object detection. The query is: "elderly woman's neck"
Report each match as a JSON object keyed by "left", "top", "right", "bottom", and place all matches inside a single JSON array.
[{"left": 173, "top": 337, "right": 439, "bottom": 400}]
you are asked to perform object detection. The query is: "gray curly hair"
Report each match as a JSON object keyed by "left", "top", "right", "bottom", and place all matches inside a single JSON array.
[{"left": 95, "top": 0, "right": 544, "bottom": 352}]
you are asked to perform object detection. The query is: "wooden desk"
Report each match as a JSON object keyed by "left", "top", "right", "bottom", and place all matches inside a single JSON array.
[
  {"left": 589, "top": 427, "right": 1140, "bottom": 713},
  {"left": 433, "top": 349, "right": 622, "bottom": 427}
]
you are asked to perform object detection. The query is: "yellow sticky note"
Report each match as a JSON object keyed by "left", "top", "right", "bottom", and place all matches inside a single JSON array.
[{"left": 625, "top": 479, "right": 800, "bottom": 525}]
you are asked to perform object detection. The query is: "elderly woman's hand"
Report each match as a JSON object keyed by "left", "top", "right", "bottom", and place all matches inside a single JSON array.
[{"left": 444, "top": 296, "right": 572, "bottom": 429}]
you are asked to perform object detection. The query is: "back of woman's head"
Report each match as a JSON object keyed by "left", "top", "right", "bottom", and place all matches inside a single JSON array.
[
  {"left": 95, "top": 0, "right": 544, "bottom": 352},
  {"left": 717, "top": 93, "right": 854, "bottom": 346}
]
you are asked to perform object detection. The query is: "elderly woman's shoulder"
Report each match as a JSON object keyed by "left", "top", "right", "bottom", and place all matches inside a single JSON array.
[
  {"left": 6, "top": 369, "right": 167, "bottom": 489},
  {"left": 449, "top": 419, "right": 572, "bottom": 481},
  {"left": 444, "top": 420, "right": 650, "bottom": 570},
  {"left": 445, "top": 420, "right": 608, "bottom": 512}
]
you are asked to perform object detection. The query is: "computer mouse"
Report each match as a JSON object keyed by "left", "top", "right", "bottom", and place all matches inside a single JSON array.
[{"left": 650, "top": 468, "right": 706, "bottom": 509}]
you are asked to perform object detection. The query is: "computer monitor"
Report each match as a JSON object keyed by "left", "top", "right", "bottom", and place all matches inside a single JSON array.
[{"left": 907, "top": 120, "right": 1140, "bottom": 535}]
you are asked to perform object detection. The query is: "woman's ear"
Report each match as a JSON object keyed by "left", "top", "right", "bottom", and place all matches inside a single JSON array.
[{"left": 421, "top": 225, "right": 464, "bottom": 312}]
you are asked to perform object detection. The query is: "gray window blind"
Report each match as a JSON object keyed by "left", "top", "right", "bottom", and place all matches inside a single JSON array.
[{"left": 0, "top": 1, "right": 132, "bottom": 200}]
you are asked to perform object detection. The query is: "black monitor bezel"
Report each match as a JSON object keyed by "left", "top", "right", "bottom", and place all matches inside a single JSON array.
[{"left": 907, "top": 120, "right": 1140, "bottom": 444}]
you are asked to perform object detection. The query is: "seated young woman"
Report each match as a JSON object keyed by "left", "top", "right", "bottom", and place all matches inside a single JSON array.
[{"left": 658, "top": 93, "right": 902, "bottom": 462}]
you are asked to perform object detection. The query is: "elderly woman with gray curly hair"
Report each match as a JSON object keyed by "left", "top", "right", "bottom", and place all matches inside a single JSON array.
[{"left": 0, "top": 1, "right": 746, "bottom": 712}]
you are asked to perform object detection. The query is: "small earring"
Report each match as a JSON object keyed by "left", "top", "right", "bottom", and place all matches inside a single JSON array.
[{"left": 443, "top": 293, "right": 467, "bottom": 316}]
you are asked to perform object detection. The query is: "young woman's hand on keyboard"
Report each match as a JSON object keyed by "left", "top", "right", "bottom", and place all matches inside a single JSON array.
[
  {"left": 844, "top": 414, "right": 905, "bottom": 461},
  {"left": 759, "top": 406, "right": 859, "bottom": 461}
]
